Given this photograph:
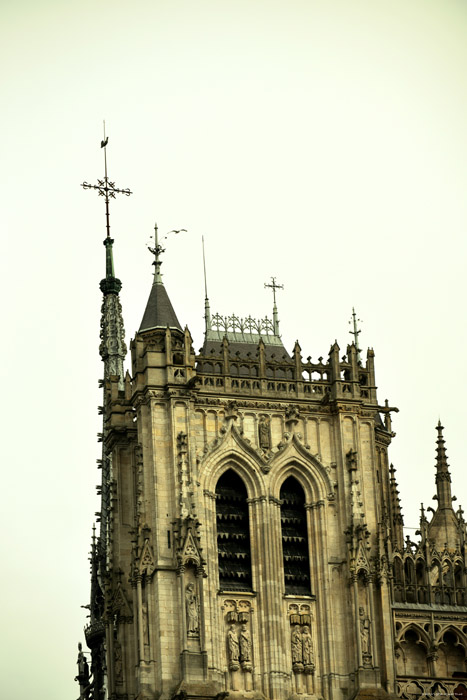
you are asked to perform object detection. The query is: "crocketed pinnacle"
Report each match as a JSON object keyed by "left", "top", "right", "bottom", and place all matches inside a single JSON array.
[
  {"left": 98, "top": 237, "right": 127, "bottom": 386},
  {"left": 435, "top": 420, "right": 452, "bottom": 510},
  {"left": 389, "top": 463, "right": 404, "bottom": 549},
  {"left": 389, "top": 464, "right": 403, "bottom": 522}
]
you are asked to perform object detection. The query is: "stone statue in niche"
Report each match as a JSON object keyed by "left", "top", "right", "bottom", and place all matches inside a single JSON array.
[
  {"left": 185, "top": 582, "right": 199, "bottom": 634},
  {"left": 76, "top": 642, "right": 90, "bottom": 682},
  {"left": 227, "top": 623, "right": 240, "bottom": 670},
  {"left": 302, "top": 626, "right": 314, "bottom": 666},
  {"left": 142, "top": 602, "right": 149, "bottom": 643},
  {"left": 239, "top": 623, "right": 251, "bottom": 664},
  {"left": 359, "top": 607, "right": 371, "bottom": 656},
  {"left": 258, "top": 416, "right": 271, "bottom": 450},
  {"left": 114, "top": 641, "right": 123, "bottom": 683},
  {"left": 291, "top": 625, "right": 303, "bottom": 669}
]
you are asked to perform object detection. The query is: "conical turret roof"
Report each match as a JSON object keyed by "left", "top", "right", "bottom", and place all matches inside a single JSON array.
[{"left": 139, "top": 280, "right": 182, "bottom": 332}]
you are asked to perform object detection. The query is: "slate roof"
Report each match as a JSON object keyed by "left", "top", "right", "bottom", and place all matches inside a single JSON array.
[{"left": 139, "top": 282, "right": 182, "bottom": 332}]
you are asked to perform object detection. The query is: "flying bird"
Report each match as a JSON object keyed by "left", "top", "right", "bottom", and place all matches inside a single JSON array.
[{"left": 168, "top": 229, "right": 187, "bottom": 234}]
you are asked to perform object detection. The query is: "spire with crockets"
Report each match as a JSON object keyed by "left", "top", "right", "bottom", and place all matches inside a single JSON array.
[
  {"left": 434, "top": 420, "right": 453, "bottom": 510},
  {"left": 81, "top": 125, "right": 131, "bottom": 388},
  {"left": 77, "top": 130, "right": 132, "bottom": 700}
]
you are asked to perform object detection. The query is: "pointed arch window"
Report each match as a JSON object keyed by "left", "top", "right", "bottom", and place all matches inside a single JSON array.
[
  {"left": 215, "top": 469, "right": 252, "bottom": 591},
  {"left": 280, "top": 476, "right": 311, "bottom": 595}
]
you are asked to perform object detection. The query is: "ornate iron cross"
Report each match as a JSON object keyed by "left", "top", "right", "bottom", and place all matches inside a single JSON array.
[
  {"left": 264, "top": 276, "right": 284, "bottom": 306},
  {"left": 81, "top": 124, "right": 132, "bottom": 238}
]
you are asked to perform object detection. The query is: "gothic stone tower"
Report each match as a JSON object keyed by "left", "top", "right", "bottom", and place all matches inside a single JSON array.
[{"left": 78, "top": 240, "right": 467, "bottom": 700}]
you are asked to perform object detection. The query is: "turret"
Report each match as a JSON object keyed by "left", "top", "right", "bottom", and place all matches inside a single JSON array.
[
  {"left": 389, "top": 464, "right": 404, "bottom": 550},
  {"left": 427, "top": 422, "right": 462, "bottom": 552},
  {"left": 131, "top": 226, "right": 196, "bottom": 391}
]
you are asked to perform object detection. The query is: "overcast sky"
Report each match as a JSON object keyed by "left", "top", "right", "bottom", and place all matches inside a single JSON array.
[{"left": 2, "top": 1, "right": 467, "bottom": 697}]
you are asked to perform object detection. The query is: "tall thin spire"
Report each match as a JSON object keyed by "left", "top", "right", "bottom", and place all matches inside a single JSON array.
[
  {"left": 349, "top": 307, "right": 362, "bottom": 363},
  {"left": 435, "top": 420, "right": 453, "bottom": 510},
  {"left": 202, "top": 236, "right": 211, "bottom": 333},
  {"left": 81, "top": 128, "right": 131, "bottom": 387},
  {"left": 264, "top": 277, "right": 284, "bottom": 336}
]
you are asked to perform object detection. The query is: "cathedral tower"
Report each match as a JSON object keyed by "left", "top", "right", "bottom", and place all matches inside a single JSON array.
[{"left": 77, "top": 156, "right": 467, "bottom": 700}]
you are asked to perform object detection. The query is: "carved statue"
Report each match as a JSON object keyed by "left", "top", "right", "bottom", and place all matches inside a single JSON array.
[
  {"left": 75, "top": 642, "right": 91, "bottom": 699},
  {"left": 76, "top": 642, "right": 90, "bottom": 682},
  {"left": 142, "top": 602, "right": 148, "bottom": 643},
  {"left": 227, "top": 623, "right": 240, "bottom": 663},
  {"left": 291, "top": 625, "right": 303, "bottom": 665},
  {"left": 258, "top": 416, "right": 271, "bottom": 450},
  {"left": 359, "top": 607, "right": 370, "bottom": 655},
  {"left": 185, "top": 582, "right": 199, "bottom": 634},
  {"left": 114, "top": 641, "right": 123, "bottom": 683},
  {"left": 302, "top": 626, "right": 314, "bottom": 667},
  {"left": 239, "top": 623, "right": 251, "bottom": 662}
]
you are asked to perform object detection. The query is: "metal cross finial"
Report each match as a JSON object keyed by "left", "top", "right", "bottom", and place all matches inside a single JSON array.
[
  {"left": 349, "top": 307, "right": 363, "bottom": 363},
  {"left": 147, "top": 224, "right": 187, "bottom": 284},
  {"left": 81, "top": 122, "right": 132, "bottom": 239},
  {"left": 264, "top": 277, "right": 283, "bottom": 336},
  {"left": 264, "top": 276, "right": 284, "bottom": 307}
]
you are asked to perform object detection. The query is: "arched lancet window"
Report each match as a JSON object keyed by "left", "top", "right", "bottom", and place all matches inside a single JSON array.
[
  {"left": 280, "top": 476, "right": 311, "bottom": 595},
  {"left": 215, "top": 469, "right": 252, "bottom": 591},
  {"left": 405, "top": 558, "right": 416, "bottom": 603},
  {"left": 416, "top": 560, "right": 427, "bottom": 603},
  {"left": 404, "top": 557, "right": 415, "bottom": 584},
  {"left": 455, "top": 562, "right": 465, "bottom": 605}
]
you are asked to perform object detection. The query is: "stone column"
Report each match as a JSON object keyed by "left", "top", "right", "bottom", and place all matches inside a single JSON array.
[
  {"left": 352, "top": 575, "right": 362, "bottom": 667},
  {"left": 136, "top": 575, "right": 145, "bottom": 662},
  {"left": 106, "top": 619, "right": 114, "bottom": 694},
  {"left": 368, "top": 577, "right": 378, "bottom": 669}
]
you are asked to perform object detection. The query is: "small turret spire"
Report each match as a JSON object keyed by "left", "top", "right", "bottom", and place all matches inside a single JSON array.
[
  {"left": 202, "top": 235, "right": 211, "bottom": 333},
  {"left": 349, "top": 307, "right": 363, "bottom": 363},
  {"left": 139, "top": 226, "right": 186, "bottom": 332},
  {"left": 264, "top": 277, "right": 284, "bottom": 336},
  {"left": 148, "top": 223, "right": 164, "bottom": 284},
  {"left": 435, "top": 420, "right": 453, "bottom": 510}
]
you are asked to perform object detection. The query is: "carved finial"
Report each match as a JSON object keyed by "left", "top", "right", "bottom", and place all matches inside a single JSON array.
[{"left": 147, "top": 224, "right": 187, "bottom": 285}]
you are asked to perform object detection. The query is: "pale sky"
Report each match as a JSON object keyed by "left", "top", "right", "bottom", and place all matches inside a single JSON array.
[{"left": 1, "top": 1, "right": 467, "bottom": 697}]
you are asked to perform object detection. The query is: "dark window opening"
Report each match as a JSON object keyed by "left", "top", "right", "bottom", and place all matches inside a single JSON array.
[
  {"left": 280, "top": 476, "right": 311, "bottom": 595},
  {"left": 215, "top": 469, "right": 252, "bottom": 591}
]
